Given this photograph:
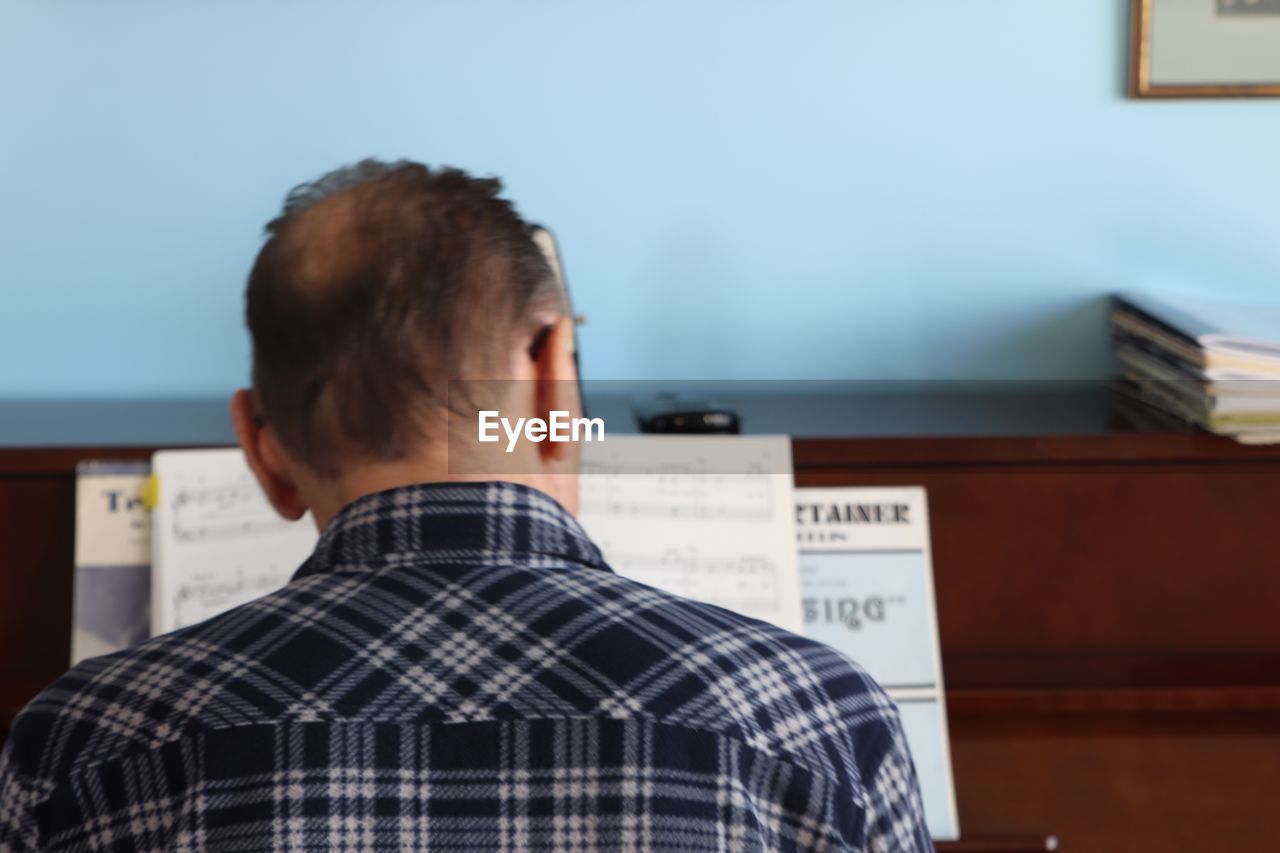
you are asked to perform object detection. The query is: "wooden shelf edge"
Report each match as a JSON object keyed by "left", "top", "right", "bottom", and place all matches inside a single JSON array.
[
  {"left": 0, "top": 446, "right": 176, "bottom": 475},
  {"left": 947, "top": 685, "right": 1280, "bottom": 716},
  {"left": 793, "top": 432, "right": 1280, "bottom": 468}
]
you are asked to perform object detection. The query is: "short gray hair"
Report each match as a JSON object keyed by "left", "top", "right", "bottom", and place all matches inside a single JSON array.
[{"left": 246, "top": 159, "right": 563, "bottom": 473}]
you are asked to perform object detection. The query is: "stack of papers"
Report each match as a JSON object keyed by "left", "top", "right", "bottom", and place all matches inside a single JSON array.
[{"left": 1111, "top": 292, "right": 1280, "bottom": 444}]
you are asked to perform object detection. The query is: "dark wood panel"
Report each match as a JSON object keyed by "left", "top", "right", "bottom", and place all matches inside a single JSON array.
[
  {"left": 797, "top": 466, "right": 1280, "bottom": 659},
  {"left": 0, "top": 672, "right": 59, "bottom": 741},
  {"left": 951, "top": 717, "right": 1280, "bottom": 853},
  {"left": 942, "top": 651, "right": 1280, "bottom": 691},
  {"left": 948, "top": 685, "right": 1280, "bottom": 716},
  {"left": 0, "top": 476, "right": 74, "bottom": 673},
  {"left": 0, "top": 446, "right": 154, "bottom": 476}
]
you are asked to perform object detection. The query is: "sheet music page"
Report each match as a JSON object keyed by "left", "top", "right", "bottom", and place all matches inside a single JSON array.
[
  {"left": 151, "top": 448, "right": 318, "bottom": 635},
  {"left": 795, "top": 486, "right": 958, "bottom": 840},
  {"left": 576, "top": 435, "right": 803, "bottom": 633}
]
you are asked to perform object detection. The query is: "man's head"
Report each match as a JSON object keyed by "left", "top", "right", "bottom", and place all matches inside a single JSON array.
[{"left": 231, "top": 159, "right": 583, "bottom": 527}]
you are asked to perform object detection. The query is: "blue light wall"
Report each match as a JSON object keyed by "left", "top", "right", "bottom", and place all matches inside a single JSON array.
[{"left": 3, "top": 1, "right": 1279, "bottom": 397}]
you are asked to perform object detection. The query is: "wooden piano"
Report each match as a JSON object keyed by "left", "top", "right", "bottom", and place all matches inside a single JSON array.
[{"left": 2, "top": 386, "right": 1277, "bottom": 852}]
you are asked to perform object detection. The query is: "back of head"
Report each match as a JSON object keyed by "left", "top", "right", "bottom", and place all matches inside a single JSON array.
[{"left": 246, "top": 160, "right": 564, "bottom": 476}]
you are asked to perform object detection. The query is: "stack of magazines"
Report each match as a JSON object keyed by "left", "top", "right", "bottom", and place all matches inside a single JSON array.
[{"left": 1112, "top": 293, "right": 1280, "bottom": 444}]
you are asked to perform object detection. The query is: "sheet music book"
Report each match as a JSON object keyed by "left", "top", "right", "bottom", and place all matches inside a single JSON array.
[
  {"left": 1114, "top": 292, "right": 1280, "bottom": 377},
  {"left": 72, "top": 460, "right": 153, "bottom": 664},
  {"left": 576, "top": 435, "right": 804, "bottom": 633},
  {"left": 150, "top": 448, "right": 318, "bottom": 635},
  {"left": 795, "top": 486, "right": 959, "bottom": 841}
]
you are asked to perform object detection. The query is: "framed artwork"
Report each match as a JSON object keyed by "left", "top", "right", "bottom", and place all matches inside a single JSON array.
[{"left": 1130, "top": 0, "right": 1280, "bottom": 97}]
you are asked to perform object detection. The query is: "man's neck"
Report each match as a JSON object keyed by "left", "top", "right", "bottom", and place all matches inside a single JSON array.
[{"left": 301, "top": 450, "right": 580, "bottom": 530}]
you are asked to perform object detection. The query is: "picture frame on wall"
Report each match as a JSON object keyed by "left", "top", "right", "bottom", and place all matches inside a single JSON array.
[{"left": 1130, "top": 0, "right": 1280, "bottom": 97}]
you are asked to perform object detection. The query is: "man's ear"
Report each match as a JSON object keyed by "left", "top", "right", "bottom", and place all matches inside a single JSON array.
[
  {"left": 230, "top": 389, "right": 309, "bottom": 521},
  {"left": 531, "top": 315, "right": 581, "bottom": 463}
]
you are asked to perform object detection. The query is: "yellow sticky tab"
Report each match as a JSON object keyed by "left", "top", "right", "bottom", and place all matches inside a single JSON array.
[{"left": 141, "top": 474, "right": 159, "bottom": 511}]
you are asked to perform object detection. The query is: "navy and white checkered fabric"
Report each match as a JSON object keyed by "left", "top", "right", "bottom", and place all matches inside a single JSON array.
[{"left": 0, "top": 481, "right": 932, "bottom": 851}]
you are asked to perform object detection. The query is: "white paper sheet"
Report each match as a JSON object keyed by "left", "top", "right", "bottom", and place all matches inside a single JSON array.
[
  {"left": 577, "top": 435, "right": 803, "bottom": 633},
  {"left": 150, "top": 448, "right": 318, "bottom": 635}
]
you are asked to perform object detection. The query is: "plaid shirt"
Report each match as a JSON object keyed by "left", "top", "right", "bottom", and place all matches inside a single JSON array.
[{"left": 0, "top": 481, "right": 931, "bottom": 852}]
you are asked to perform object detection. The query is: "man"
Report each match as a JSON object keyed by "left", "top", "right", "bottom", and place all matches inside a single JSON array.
[{"left": 0, "top": 160, "right": 932, "bottom": 851}]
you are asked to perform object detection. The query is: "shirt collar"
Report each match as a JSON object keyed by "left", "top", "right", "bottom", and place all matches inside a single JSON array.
[{"left": 293, "top": 481, "right": 609, "bottom": 581}]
